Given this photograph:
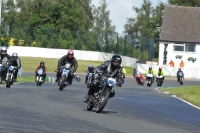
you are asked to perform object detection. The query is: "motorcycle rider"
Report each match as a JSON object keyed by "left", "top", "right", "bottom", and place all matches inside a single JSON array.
[
  {"left": 35, "top": 61, "right": 46, "bottom": 83},
  {"left": 10, "top": 52, "right": 21, "bottom": 82},
  {"left": 0, "top": 46, "right": 11, "bottom": 83},
  {"left": 121, "top": 65, "right": 126, "bottom": 79},
  {"left": 156, "top": 66, "right": 165, "bottom": 82},
  {"left": 145, "top": 66, "right": 155, "bottom": 82},
  {"left": 84, "top": 54, "right": 124, "bottom": 103},
  {"left": 85, "top": 64, "right": 95, "bottom": 84},
  {"left": 55, "top": 49, "right": 78, "bottom": 85},
  {"left": 135, "top": 71, "right": 145, "bottom": 84},
  {"left": 177, "top": 68, "right": 184, "bottom": 82}
]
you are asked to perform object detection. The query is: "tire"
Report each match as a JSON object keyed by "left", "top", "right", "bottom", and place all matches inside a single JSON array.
[
  {"left": 76, "top": 76, "right": 81, "bottom": 82},
  {"left": 96, "top": 90, "right": 110, "bottom": 113},
  {"left": 37, "top": 81, "right": 39, "bottom": 86},
  {"left": 87, "top": 104, "right": 93, "bottom": 111},
  {"left": 157, "top": 79, "right": 161, "bottom": 87},
  {"left": 6, "top": 75, "right": 11, "bottom": 88},
  {"left": 59, "top": 78, "right": 64, "bottom": 91},
  {"left": 180, "top": 78, "right": 183, "bottom": 85}
]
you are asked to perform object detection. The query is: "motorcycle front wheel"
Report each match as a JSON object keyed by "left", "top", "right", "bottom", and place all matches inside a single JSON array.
[
  {"left": 96, "top": 90, "right": 110, "bottom": 113},
  {"left": 59, "top": 78, "right": 64, "bottom": 91}
]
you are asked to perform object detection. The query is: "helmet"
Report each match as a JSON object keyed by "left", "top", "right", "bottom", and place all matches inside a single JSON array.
[
  {"left": 111, "top": 54, "right": 122, "bottom": 67},
  {"left": 67, "top": 49, "right": 74, "bottom": 59},
  {"left": 88, "top": 64, "right": 93, "bottom": 70},
  {"left": 12, "top": 52, "right": 18, "bottom": 57},
  {"left": 40, "top": 61, "right": 45, "bottom": 65},
  {"left": 1, "top": 46, "right": 7, "bottom": 55},
  {"left": 149, "top": 66, "right": 152, "bottom": 70},
  {"left": 178, "top": 68, "right": 181, "bottom": 71},
  {"left": 159, "top": 66, "right": 162, "bottom": 70}
]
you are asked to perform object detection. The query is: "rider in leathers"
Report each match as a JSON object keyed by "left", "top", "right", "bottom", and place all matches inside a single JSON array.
[
  {"left": 84, "top": 54, "right": 124, "bottom": 103},
  {"left": 56, "top": 49, "right": 78, "bottom": 85},
  {"left": 0, "top": 46, "right": 11, "bottom": 82},
  {"left": 10, "top": 53, "right": 21, "bottom": 82}
]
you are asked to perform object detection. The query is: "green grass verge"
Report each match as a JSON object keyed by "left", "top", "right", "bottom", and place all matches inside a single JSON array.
[
  {"left": 17, "top": 76, "right": 35, "bottom": 82},
  {"left": 20, "top": 56, "right": 134, "bottom": 76},
  {"left": 161, "top": 86, "right": 200, "bottom": 107}
]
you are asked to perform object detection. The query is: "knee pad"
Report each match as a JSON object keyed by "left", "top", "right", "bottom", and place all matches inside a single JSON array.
[{"left": 109, "top": 90, "right": 115, "bottom": 98}]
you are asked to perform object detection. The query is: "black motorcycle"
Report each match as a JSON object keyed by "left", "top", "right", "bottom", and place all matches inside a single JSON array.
[
  {"left": 86, "top": 74, "right": 117, "bottom": 113},
  {"left": 5, "top": 65, "right": 16, "bottom": 88},
  {"left": 178, "top": 72, "right": 184, "bottom": 85},
  {"left": 36, "top": 68, "right": 44, "bottom": 86}
]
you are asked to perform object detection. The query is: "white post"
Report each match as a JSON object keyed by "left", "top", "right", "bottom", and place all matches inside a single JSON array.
[{"left": 0, "top": 0, "right": 2, "bottom": 25}]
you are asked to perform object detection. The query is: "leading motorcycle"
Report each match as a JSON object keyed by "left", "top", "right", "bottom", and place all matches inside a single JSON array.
[
  {"left": 86, "top": 73, "right": 117, "bottom": 113},
  {"left": 5, "top": 65, "right": 16, "bottom": 88}
]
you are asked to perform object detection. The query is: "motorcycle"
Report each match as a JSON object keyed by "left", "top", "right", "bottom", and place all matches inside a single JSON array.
[
  {"left": 135, "top": 73, "right": 144, "bottom": 86},
  {"left": 156, "top": 74, "right": 163, "bottom": 87},
  {"left": 0, "top": 63, "right": 2, "bottom": 84},
  {"left": 36, "top": 68, "right": 44, "bottom": 86},
  {"left": 73, "top": 73, "right": 81, "bottom": 82},
  {"left": 85, "top": 71, "right": 94, "bottom": 88},
  {"left": 146, "top": 73, "right": 153, "bottom": 87},
  {"left": 86, "top": 74, "right": 116, "bottom": 113},
  {"left": 178, "top": 72, "right": 184, "bottom": 85},
  {"left": 5, "top": 65, "right": 16, "bottom": 88},
  {"left": 58, "top": 63, "right": 71, "bottom": 91}
]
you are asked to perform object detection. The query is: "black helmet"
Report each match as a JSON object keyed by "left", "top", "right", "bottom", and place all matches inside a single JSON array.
[
  {"left": 111, "top": 54, "right": 122, "bottom": 67},
  {"left": 40, "top": 61, "right": 45, "bottom": 65},
  {"left": 149, "top": 66, "right": 152, "bottom": 70}
]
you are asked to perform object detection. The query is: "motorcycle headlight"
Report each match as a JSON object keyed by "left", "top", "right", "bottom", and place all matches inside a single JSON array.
[{"left": 107, "top": 78, "right": 116, "bottom": 87}]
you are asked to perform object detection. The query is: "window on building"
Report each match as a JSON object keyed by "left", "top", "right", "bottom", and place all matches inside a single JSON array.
[
  {"left": 185, "top": 43, "right": 196, "bottom": 52},
  {"left": 173, "top": 44, "right": 184, "bottom": 51},
  {"left": 173, "top": 43, "right": 196, "bottom": 52}
]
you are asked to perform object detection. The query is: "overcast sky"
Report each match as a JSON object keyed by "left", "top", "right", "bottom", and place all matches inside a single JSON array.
[{"left": 91, "top": 0, "right": 168, "bottom": 33}]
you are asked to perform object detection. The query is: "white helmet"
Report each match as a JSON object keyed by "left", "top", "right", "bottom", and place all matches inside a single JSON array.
[
  {"left": 12, "top": 52, "right": 18, "bottom": 57},
  {"left": 1, "top": 46, "right": 7, "bottom": 55}
]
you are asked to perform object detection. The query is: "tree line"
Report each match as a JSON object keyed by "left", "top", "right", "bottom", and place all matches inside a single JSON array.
[{"left": 0, "top": 0, "right": 199, "bottom": 60}]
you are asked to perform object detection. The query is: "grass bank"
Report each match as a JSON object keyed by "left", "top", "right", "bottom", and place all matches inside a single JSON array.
[
  {"left": 20, "top": 57, "right": 134, "bottom": 76},
  {"left": 161, "top": 86, "right": 200, "bottom": 107}
]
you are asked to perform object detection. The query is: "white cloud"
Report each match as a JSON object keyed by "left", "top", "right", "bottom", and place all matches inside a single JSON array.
[{"left": 92, "top": 0, "right": 168, "bottom": 33}]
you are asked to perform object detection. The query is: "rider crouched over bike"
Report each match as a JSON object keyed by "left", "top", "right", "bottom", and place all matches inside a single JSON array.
[
  {"left": 0, "top": 46, "right": 11, "bottom": 83},
  {"left": 135, "top": 70, "right": 145, "bottom": 84},
  {"left": 145, "top": 66, "right": 155, "bottom": 82},
  {"left": 84, "top": 54, "right": 124, "bottom": 103},
  {"left": 156, "top": 66, "right": 165, "bottom": 82},
  {"left": 55, "top": 49, "right": 78, "bottom": 85},
  {"left": 85, "top": 64, "right": 95, "bottom": 84},
  {"left": 10, "top": 53, "right": 21, "bottom": 82},
  {"left": 35, "top": 61, "right": 46, "bottom": 83}
]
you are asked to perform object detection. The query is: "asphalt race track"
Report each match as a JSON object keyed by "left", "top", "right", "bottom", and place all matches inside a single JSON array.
[{"left": 0, "top": 72, "right": 199, "bottom": 133}]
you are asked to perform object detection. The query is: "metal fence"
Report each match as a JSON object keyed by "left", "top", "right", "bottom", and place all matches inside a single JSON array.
[{"left": 0, "top": 27, "right": 154, "bottom": 61}]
